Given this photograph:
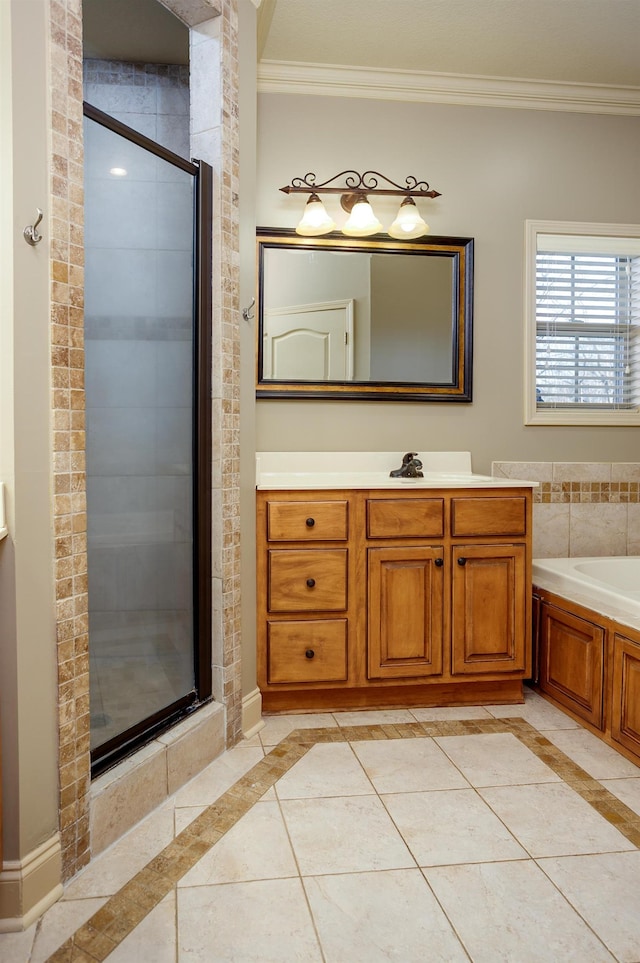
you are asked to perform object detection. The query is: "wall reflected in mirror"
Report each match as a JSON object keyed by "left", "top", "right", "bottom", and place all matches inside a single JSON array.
[{"left": 256, "top": 230, "right": 474, "bottom": 402}]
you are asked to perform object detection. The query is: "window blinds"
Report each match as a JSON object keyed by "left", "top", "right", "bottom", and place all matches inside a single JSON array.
[{"left": 536, "top": 251, "right": 640, "bottom": 409}]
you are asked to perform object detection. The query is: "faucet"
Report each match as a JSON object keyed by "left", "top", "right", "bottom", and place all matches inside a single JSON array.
[{"left": 390, "top": 452, "right": 424, "bottom": 478}]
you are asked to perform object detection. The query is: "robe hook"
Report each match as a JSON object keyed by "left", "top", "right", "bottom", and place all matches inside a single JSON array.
[
  {"left": 24, "top": 208, "right": 44, "bottom": 246},
  {"left": 242, "top": 298, "right": 255, "bottom": 322}
]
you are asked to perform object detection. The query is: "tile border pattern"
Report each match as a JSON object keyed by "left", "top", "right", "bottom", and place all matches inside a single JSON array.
[
  {"left": 45, "top": 717, "right": 640, "bottom": 962},
  {"left": 535, "top": 481, "right": 640, "bottom": 504},
  {"left": 83, "top": 59, "right": 190, "bottom": 87}
]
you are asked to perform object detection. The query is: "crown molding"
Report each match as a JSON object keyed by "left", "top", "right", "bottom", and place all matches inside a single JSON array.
[{"left": 257, "top": 60, "right": 640, "bottom": 116}]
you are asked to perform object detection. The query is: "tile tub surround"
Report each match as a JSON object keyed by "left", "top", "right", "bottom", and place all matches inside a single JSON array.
[
  {"left": 10, "top": 695, "right": 640, "bottom": 963},
  {"left": 492, "top": 461, "right": 640, "bottom": 557}
]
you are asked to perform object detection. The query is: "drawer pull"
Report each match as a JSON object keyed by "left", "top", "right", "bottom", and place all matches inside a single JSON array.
[
  {"left": 305, "top": 649, "right": 315, "bottom": 660},
  {"left": 457, "top": 556, "right": 467, "bottom": 566},
  {"left": 306, "top": 517, "right": 315, "bottom": 527},
  {"left": 306, "top": 578, "right": 316, "bottom": 588},
  {"left": 435, "top": 557, "right": 444, "bottom": 567}
]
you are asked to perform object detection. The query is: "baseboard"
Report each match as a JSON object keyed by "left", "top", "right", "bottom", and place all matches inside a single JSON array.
[
  {"left": 0, "top": 833, "right": 63, "bottom": 932},
  {"left": 242, "top": 687, "right": 264, "bottom": 739}
]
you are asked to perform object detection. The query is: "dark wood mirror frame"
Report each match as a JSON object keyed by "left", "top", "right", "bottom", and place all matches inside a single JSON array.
[{"left": 255, "top": 228, "right": 474, "bottom": 402}]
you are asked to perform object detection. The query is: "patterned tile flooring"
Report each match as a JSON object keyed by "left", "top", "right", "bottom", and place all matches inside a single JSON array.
[{"left": 3, "top": 689, "right": 640, "bottom": 962}]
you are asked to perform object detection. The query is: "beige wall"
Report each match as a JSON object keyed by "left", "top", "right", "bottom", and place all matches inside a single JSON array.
[
  {"left": 0, "top": 0, "right": 59, "bottom": 885},
  {"left": 239, "top": 0, "right": 258, "bottom": 698},
  {"left": 254, "top": 94, "right": 640, "bottom": 471},
  {"left": 2, "top": 0, "right": 245, "bottom": 929}
]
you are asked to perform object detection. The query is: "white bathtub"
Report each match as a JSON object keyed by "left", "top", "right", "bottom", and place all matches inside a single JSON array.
[{"left": 532, "top": 556, "right": 640, "bottom": 622}]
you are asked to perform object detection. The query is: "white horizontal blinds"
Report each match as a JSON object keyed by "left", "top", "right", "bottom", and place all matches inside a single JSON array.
[
  {"left": 631, "top": 256, "right": 640, "bottom": 401},
  {"left": 536, "top": 241, "right": 640, "bottom": 410}
]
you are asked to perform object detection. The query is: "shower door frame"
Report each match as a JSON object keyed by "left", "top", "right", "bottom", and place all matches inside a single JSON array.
[{"left": 83, "top": 102, "right": 213, "bottom": 777}]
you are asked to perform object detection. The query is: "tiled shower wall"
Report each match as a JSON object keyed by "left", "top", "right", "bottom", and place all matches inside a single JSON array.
[
  {"left": 492, "top": 461, "right": 640, "bottom": 558},
  {"left": 83, "top": 60, "right": 190, "bottom": 157},
  {"left": 49, "top": 0, "right": 240, "bottom": 883},
  {"left": 50, "top": 0, "right": 91, "bottom": 883}
]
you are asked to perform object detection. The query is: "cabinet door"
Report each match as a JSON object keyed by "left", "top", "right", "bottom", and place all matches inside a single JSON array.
[
  {"left": 368, "top": 546, "right": 444, "bottom": 680},
  {"left": 451, "top": 544, "right": 526, "bottom": 675},
  {"left": 538, "top": 602, "right": 604, "bottom": 728},
  {"left": 611, "top": 633, "right": 640, "bottom": 758}
]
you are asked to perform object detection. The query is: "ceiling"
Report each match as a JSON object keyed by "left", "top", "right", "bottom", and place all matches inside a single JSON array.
[
  {"left": 259, "top": 0, "right": 640, "bottom": 88},
  {"left": 82, "top": 0, "right": 189, "bottom": 64},
  {"left": 82, "top": 0, "right": 640, "bottom": 88}
]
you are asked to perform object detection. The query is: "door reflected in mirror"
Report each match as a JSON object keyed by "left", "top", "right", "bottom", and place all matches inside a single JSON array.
[{"left": 256, "top": 229, "right": 473, "bottom": 402}]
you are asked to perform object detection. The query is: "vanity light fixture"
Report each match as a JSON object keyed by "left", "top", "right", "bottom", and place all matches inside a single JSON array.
[
  {"left": 388, "top": 196, "right": 430, "bottom": 240},
  {"left": 341, "top": 194, "right": 383, "bottom": 237},
  {"left": 280, "top": 170, "right": 441, "bottom": 239},
  {"left": 295, "top": 192, "right": 336, "bottom": 236}
]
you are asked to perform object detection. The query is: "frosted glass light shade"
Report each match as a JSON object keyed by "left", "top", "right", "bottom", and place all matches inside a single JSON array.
[
  {"left": 295, "top": 194, "right": 336, "bottom": 236},
  {"left": 388, "top": 197, "right": 429, "bottom": 239},
  {"left": 342, "top": 197, "right": 383, "bottom": 237}
]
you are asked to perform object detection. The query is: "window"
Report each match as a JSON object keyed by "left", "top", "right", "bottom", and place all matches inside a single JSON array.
[{"left": 525, "top": 221, "right": 640, "bottom": 426}]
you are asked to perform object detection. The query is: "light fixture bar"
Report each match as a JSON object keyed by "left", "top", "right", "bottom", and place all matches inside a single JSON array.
[
  {"left": 283, "top": 170, "right": 440, "bottom": 239},
  {"left": 280, "top": 169, "right": 441, "bottom": 199}
]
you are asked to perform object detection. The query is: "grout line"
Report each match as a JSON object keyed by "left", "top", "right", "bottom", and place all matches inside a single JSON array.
[{"left": 44, "top": 717, "right": 640, "bottom": 962}]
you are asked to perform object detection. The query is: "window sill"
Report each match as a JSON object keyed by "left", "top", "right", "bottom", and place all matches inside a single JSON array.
[{"left": 525, "top": 409, "right": 640, "bottom": 427}]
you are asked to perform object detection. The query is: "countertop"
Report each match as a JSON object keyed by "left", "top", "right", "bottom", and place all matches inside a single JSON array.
[{"left": 256, "top": 451, "right": 539, "bottom": 491}]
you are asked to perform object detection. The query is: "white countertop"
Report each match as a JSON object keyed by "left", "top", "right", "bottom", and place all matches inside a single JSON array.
[{"left": 256, "top": 452, "right": 539, "bottom": 491}]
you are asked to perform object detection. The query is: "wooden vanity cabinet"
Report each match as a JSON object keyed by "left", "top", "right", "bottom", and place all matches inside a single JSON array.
[
  {"left": 537, "top": 601, "right": 605, "bottom": 728},
  {"left": 257, "top": 487, "right": 533, "bottom": 711},
  {"left": 611, "top": 632, "right": 640, "bottom": 759}
]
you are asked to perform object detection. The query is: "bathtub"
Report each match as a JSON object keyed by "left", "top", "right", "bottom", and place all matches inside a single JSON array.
[{"left": 532, "top": 556, "right": 640, "bottom": 622}]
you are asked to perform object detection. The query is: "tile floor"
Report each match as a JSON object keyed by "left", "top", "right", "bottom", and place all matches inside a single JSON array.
[{"left": 3, "top": 688, "right": 640, "bottom": 962}]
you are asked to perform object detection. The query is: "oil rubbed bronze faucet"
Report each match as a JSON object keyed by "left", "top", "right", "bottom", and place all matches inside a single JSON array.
[{"left": 390, "top": 452, "right": 423, "bottom": 478}]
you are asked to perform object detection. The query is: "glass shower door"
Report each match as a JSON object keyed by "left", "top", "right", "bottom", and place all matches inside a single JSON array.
[{"left": 83, "top": 104, "right": 212, "bottom": 773}]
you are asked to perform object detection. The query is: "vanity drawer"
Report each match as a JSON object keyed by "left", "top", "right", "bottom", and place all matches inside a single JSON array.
[
  {"left": 267, "top": 500, "right": 348, "bottom": 541},
  {"left": 367, "top": 498, "right": 444, "bottom": 539},
  {"left": 451, "top": 497, "right": 527, "bottom": 537},
  {"left": 268, "top": 549, "right": 347, "bottom": 612},
  {"left": 267, "top": 620, "right": 348, "bottom": 684}
]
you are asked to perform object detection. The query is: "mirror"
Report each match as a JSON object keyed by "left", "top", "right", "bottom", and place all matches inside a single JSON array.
[{"left": 256, "top": 228, "right": 474, "bottom": 402}]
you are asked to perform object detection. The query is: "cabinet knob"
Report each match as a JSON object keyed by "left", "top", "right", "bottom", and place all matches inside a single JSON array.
[
  {"left": 457, "top": 557, "right": 467, "bottom": 566},
  {"left": 305, "top": 517, "right": 315, "bottom": 527},
  {"left": 305, "top": 649, "right": 315, "bottom": 659},
  {"left": 306, "top": 577, "right": 316, "bottom": 588},
  {"left": 435, "top": 557, "right": 444, "bottom": 567}
]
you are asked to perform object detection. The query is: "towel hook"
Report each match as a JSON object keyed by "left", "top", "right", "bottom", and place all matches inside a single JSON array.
[
  {"left": 24, "top": 208, "right": 44, "bottom": 246},
  {"left": 242, "top": 297, "right": 255, "bottom": 322}
]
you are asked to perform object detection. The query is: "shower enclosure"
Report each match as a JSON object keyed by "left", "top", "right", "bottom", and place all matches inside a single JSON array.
[{"left": 83, "top": 103, "right": 212, "bottom": 774}]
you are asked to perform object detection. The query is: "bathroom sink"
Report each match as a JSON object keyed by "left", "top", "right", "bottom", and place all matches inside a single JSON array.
[
  {"left": 422, "top": 471, "right": 492, "bottom": 482},
  {"left": 256, "top": 468, "right": 535, "bottom": 491},
  {"left": 255, "top": 452, "right": 538, "bottom": 491}
]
